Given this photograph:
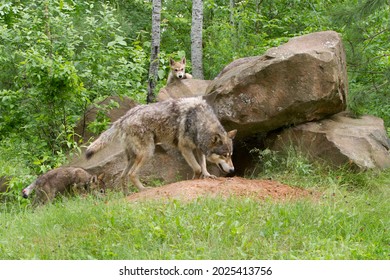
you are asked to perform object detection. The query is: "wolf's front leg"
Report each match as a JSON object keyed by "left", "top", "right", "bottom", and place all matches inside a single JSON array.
[
  {"left": 179, "top": 146, "right": 203, "bottom": 179},
  {"left": 197, "top": 150, "right": 217, "bottom": 179}
]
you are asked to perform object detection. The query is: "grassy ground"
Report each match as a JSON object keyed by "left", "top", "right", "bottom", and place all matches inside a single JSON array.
[
  {"left": 0, "top": 149, "right": 389, "bottom": 259},
  {"left": 1, "top": 164, "right": 389, "bottom": 260}
]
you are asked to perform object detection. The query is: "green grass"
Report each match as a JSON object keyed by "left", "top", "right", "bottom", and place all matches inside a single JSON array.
[
  {"left": 0, "top": 148, "right": 389, "bottom": 260},
  {"left": 0, "top": 183, "right": 389, "bottom": 259}
]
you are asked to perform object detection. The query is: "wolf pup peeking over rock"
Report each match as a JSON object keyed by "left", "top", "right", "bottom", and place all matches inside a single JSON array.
[
  {"left": 86, "top": 97, "right": 237, "bottom": 194},
  {"left": 167, "top": 57, "right": 193, "bottom": 85}
]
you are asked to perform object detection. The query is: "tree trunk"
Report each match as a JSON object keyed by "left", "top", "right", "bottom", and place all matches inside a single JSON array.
[
  {"left": 230, "top": 0, "right": 235, "bottom": 26},
  {"left": 147, "top": 0, "right": 161, "bottom": 103},
  {"left": 191, "top": 0, "right": 204, "bottom": 79}
]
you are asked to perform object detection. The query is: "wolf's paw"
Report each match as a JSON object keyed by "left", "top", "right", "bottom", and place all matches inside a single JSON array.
[{"left": 202, "top": 174, "right": 217, "bottom": 179}]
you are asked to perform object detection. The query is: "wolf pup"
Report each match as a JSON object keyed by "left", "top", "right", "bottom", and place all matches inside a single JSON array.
[
  {"left": 22, "top": 167, "right": 104, "bottom": 205},
  {"left": 167, "top": 57, "right": 193, "bottom": 85},
  {"left": 86, "top": 97, "right": 237, "bottom": 194}
]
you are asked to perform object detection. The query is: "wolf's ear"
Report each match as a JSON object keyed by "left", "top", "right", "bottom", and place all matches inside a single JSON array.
[
  {"left": 169, "top": 58, "right": 175, "bottom": 66},
  {"left": 181, "top": 57, "right": 186, "bottom": 64},
  {"left": 227, "top": 130, "right": 237, "bottom": 139}
]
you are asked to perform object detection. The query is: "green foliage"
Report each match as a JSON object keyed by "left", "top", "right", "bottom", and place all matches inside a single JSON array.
[
  {"left": 249, "top": 148, "right": 317, "bottom": 183},
  {"left": 250, "top": 146, "right": 390, "bottom": 194},
  {"left": 201, "top": 0, "right": 337, "bottom": 78},
  {"left": 331, "top": 1, "right": 390, "bottom": 127},
  {"left": 0, "top": 0, "right": 148, "bottom": 173}
]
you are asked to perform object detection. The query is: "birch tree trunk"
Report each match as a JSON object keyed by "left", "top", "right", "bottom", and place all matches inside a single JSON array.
[
  {"left": 191, "top": 0, "right": 204, "bottom": 79},
  {"left": 230, "top": 0, "right": 235, "bottom": 27},
  {"left": 147, "top": 0, "right": 161, "bottom": 103}
]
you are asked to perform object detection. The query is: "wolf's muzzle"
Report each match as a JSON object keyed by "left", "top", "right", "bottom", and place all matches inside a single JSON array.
[
  {"left": 22, "top": 190, "right": 29, "bottom": 199},
  {"left": 218, "top": 163, "right": 234, "bottom": 174}
]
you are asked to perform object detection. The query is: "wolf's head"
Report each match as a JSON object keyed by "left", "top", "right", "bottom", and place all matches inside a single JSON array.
[
  {"left": 170, "top": 57, "right": 187, "bottom": 79},
  {"left": 206, "top": 130, "right": 237, "bottom": 174},
  {"left": 88, "top": 174, "right": 106, "bottom": 195}
]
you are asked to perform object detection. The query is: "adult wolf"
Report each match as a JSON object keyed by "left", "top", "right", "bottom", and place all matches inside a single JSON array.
[
  {"left": 166, "top": 57, "right": 193, "bottom": 85},
  {"left": 86, "top": 97, "right": 237, "bottom": 194},
  {"left": 22, "top": 167, "right": 104, "bottom": 205}
]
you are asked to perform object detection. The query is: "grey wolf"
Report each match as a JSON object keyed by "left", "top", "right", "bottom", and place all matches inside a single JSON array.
[
  {"left": 167, "top": 57, "right": 193, "bottom": 85},
  {"left": 85, "top": 97, "right": 237, "bottom": 194},
  {"left": 22, "top": 167, "right": 104, "bottom": 205}
]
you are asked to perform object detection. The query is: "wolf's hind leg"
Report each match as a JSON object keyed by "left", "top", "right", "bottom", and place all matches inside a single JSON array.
[
  {"left": 33, "top": 188, "right": 53, "bottom": 206},
  {"left": 121, "top": 145, "right": 154, "bottom": 194},
  {"left": 128, "top": 152, "right": 153, "bottom": 192},
  {"left": 120, "top": 149, "right": 135, "bottom": 195}
]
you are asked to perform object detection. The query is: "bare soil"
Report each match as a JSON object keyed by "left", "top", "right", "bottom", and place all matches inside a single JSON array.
[{"left": 126, "top": 177, "right": 316, "bottom": 202}]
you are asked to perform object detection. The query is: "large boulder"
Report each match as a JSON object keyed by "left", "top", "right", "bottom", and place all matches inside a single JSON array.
[
  {"left": 267, "top": 112, "right": 390, "bottom": 170},
  {"left": 157, "top": 79, "right": 211, "bottom": 101},
  {"left": 74, "top": 96, "right": 138, "bottom": 144},
  {"left": 205, "top": 31, "right": 348, "bottom": 138}
]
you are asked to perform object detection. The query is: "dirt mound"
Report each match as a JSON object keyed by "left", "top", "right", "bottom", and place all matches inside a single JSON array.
[{"left": 126, "top": 177, "right": 315, "bottom": 202}]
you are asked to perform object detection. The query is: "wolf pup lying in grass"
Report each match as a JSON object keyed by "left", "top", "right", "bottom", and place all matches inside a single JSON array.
[
  {"left": 22, "top": 167, "right": 104, "bottom": 205},
  {"left": 166, "top": 57, "right": 193, "bottom": 85},
  {"left": 86, "top": 97, "right": 237, "bottom": 194}
]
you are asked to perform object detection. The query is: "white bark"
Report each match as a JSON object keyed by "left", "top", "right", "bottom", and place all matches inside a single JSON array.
[
  {"left": 147, "top": 0, "right": 161, "bottom": 103},
  {"left": 191, "top": 0, "right": 204, "bottom": 79}
]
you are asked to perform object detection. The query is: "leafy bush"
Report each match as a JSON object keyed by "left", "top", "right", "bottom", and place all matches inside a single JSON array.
[{"left": 0, "top": 1, "right": 148, "bottom": 170}]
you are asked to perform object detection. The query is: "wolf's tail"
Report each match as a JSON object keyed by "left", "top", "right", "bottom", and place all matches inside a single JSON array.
[{"left": 85, "top": 125, "right": 119, "bottom": 160}]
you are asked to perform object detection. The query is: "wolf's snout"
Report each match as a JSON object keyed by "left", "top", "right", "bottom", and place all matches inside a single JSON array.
[
  {"left": 218, "top": 163, "right": 234, "bottom": 174},
  {"left": 178, "top": 74, "right": 183, "bottom": 79},
  {"left": 22, "top": 190, "right": 28, "bottom": 199}
]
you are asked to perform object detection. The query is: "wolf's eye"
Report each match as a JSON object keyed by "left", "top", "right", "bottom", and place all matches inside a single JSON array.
[{"left": 175, "top": 69, "right": 178, "bottom": 72}]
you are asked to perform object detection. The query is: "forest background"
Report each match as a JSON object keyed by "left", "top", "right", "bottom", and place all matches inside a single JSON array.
[{"left": 0, "top": 0, "right": 389, "bottom": 200}]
